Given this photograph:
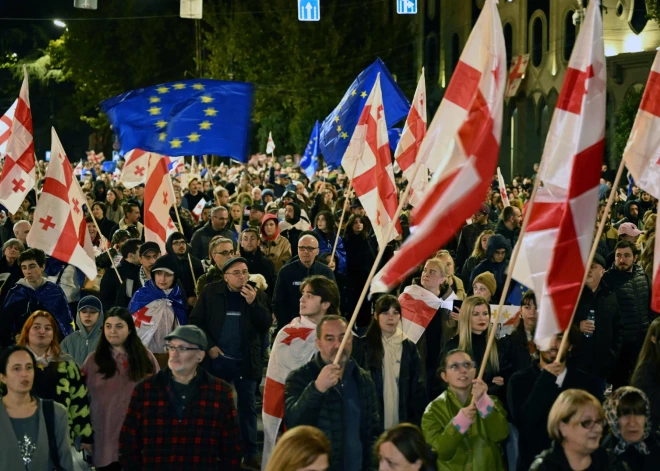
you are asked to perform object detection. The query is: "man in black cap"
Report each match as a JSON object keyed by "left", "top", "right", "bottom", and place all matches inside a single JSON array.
[
  {"left": 120, "top": 325, "right": 242, "bottom": 470},
  {"left": 164, "top": 232, "right": 205, "bottom": 308},
  {"left": 247, "top": 204, "right": 265, "bottom": 228},
  {"left": 189, "top": 257, "right": 271, "bottom": 470},
  {"left": 455, "top": 203, "right": 495, "bottom": 271},
  {"left": 191, "top": 206, "right": 235, "bottom": 261},
  {"left": 571, "top": 253, "right": 623, "bottom": 393},
  {"left": 350, "top": 198, "right": 365, "bottom": 218},
  {"left": 136, "top": 241, "right": 160, "bottom": 285},
  {"left": 99, "top": 238, "right": 142, "bottom": 311}
]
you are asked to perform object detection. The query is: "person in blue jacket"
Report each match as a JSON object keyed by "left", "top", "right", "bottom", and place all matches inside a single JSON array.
[{"left": 313, "top": 210, "right": 346, "bottom": 275}]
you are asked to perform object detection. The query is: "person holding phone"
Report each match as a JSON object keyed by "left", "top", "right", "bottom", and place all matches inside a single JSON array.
[{"left": 189, "top": 256, "right": 272, "bottom": 470}]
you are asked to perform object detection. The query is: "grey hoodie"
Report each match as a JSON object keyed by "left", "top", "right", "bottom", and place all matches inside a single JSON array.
[{"left": 60, "top": 307, "right": 103, "bottom": 366}]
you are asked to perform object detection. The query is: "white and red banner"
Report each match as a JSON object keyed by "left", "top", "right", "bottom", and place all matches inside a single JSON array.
[
  {"left": 192, "top": 197, "right": 207, "bottom": 220},
  {"left": 86, "top": 150, "right": 105, "bottom": 164},
  {"left": 119, "top": 149, "right": 150, "bottom": 189},
  {"left": 0, "top": 69, "right": 36, "bottom": 214},
  {"left": 144, "top": 153, "right": 177, "bottom": 253},
  {"left": 266, "top": 132, "right": 276, "bottom": 155},
  {"left": 168, "top": 156, "right": 185, "bottom": 175},
  {"left": 394, "top": 72, "right": 428, "bottom": 207},
  {"left": 497, "top": 167, "right": 510, "bottom": 207},
  {"left": 506, "top": 54, "right": 530, "bottom": 98},
  {"left": 398, "top": 284, "right": 444, "bottom": 343},
  {"left": 342, "top": 74, "right": 401, "bottom": 248},
  {"left": 262, "top": 316, "right": 317, "bottom": 468},
  {"left": 623, "top": 49, "right": 660, "bottom": 311},
  {"left": 372, "top": 0, "right": 506, "bottom": 292},
  {"left": 27, "top": 128, "right": 97, "bottom": 280},
  {"left": 73, "top": 160, "right": 83, "bottom": 177},
  {"left": 0, "top": 99, "right": 17, "bottom": 156},
  {"left": 513, "top": 0, "right": 605, "bottom": 349}
]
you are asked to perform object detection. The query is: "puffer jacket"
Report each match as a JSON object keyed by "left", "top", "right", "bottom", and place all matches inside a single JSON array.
[
  {"left": 260, "top": 214, "right": 292, "bottom": 273},
  {"left": 284, "top": 353, "right": 382, "bottom": 471},
  {"left": 470, "top": 234, "right": 511, "bottom": 301},
  {"left": 602, "top": 265, "right": 653, "bottom": 344},
  {"left": 60, "top": 306, "right": 104, "bottom": 367}
]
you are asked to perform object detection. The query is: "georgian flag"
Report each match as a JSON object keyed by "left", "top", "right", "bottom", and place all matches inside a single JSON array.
[
  {"left": 0, "top": 99, "right": 17, "bottom": 156},
  {"left": 398, "top": 284, "right": 447, "bottom": 343},
  {"left": 192, "top": 197, "right": 207, "bottom": 220}
]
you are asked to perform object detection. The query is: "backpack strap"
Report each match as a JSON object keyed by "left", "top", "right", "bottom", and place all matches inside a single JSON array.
[{"left": 42, "top": 399, "right": 63, "bottom": 471}]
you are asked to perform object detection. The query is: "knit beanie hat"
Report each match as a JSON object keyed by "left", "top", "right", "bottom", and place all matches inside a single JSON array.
[{"left": 473, "top": 271, "right": 496, "bottom": 296}]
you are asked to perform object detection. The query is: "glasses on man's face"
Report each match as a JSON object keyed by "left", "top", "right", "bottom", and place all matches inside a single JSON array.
[
  {"left": 298, "top": 246, "right": 318, "bottom": 253},
  {"left": 577, "top": 418, "right": 606, "bottom": 430},
  {"left": 447, "top": 361, "right": 476, "bottom": 371},
  {"left": 226, "top": 270, "right": 249, "bottom": 277},
  {"left": 165, "top": 345, "right": 201, "bottom": 353},
  {"left": 172, "top": 240, "right": 187, "bottom": 246},
  {"left": 213, "top": 250, "right": 235, "bottom": 257}
]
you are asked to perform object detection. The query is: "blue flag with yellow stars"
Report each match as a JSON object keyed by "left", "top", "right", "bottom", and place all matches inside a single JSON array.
[
  {"left": 319, "top": 58, "right": 410, "bottom": 169},
  {"left": 506, "top": 282, "right": 530, "bottom": 306},
  {"left": 300, "top": 120, "right": 320, "bottom": 178},
  {"left": 388, "top": 128, "right": 403, "bottom": 152},
  {"left": 100, "top": 79, "right": 254, "bottom": 162}
]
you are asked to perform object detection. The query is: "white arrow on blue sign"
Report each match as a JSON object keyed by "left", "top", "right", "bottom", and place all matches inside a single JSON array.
[
  {"left": 397, "top": 0, "right": 417, "bottom": 15},
  {"left": 298, "top": 0, "right": 320, "bottom": 21}
]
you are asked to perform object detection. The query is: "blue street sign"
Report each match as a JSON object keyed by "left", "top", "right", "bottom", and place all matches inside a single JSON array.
[
  {"left": 298, "top": 0, "right": 320, "bottom": 21},
  {"left": 397, "top": 0, "right": 417, "bottom": 14}
]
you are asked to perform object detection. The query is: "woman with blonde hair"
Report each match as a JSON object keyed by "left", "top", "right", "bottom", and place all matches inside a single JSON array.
[
  {"left": 265, "top": 425, "right": 330, "bottom": 471},
  {"left": 530, "top": 389, "right": 610, "bottom": 470},
  {"left": 460, "top": 230, "right": 494, "bottom": 284}
]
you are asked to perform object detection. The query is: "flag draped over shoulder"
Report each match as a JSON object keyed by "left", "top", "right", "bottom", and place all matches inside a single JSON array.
[
  {"left": 300, "top": 121, "right": 320, "bottom": 178},
  {"left": 320, "top": 58, "right": 410, "bottom": 169},
  {"left": 398, "top": 284, "right": 445, "bottom": 344},
  {"left": 513, "top": 0, "right": 605, "bottom": 349},
  {"left": 371, "top": 0, "right": 506, "bottom": 293},
  {"left": 262, "top": 316, "right": 318, "bottom": 468},
  {"left": 27, "top": 128, "right": 97, "bottom": 280},
  {"left": 100, "top": 79, "right": 254, "bottom": 162}
]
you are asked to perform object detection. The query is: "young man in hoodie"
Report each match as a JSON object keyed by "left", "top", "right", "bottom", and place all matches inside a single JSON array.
[
  {"left": 0, "top": 248, "right": 73, "bottom": 348},
  {"left": 61, "top": 295, "right": 104, "bottom": 366},
  {"left": 164, "top": 232, "right": 205, "bottom": 308}
]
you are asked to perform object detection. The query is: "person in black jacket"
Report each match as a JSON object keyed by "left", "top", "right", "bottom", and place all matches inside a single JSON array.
[
  {"left": 98, "top": 238, "right": 142, "bottom": 311},
  {"left": 352, "top": 295, "right": 426, "bottom": 428},
  {"left": 91, "top": 201, "right": 116, "bottom": 241},
  {"left": 343, "top": 214, "right": 377, "bottom": 329},
  {"left": 188, "top": 256, "right": 271, "bottom": 470},
  {"left": 572, "top": 254, "right": 623, "bottom": 393},
  {"left": 631, "top": 317, "right": 660, "bottom": 430},
  {"left": 163, "top": 232, "right": 205, "bottom": 309},
  {"left": 284, "top": 315, "right": 382, "bottom": 471},
  {"left": 508, "top": 332, "right": 605, "bottom": 471},
  {"left": 239, "top": 227, "right": 275, "bottom": 300},
  {"left": 190, "top": 206, "right": 236, "bottom": 261},
  {"left": 495, "top": 205, "right": 521, "bottom": 251},
  {"left": 500, "top": 289, "right": 538, "bottom": 376},
  {"left": 602, "top": 240, "right": 655, "bottom": 389},
  {"left": 470, "top": 234, "right": 511, "bottom": 302},
  {"left": 280, "top": 202, "right": 304, "bottom": 255},
  {"left": 455, "top": 203, "right": 495, "bottom": 270}
]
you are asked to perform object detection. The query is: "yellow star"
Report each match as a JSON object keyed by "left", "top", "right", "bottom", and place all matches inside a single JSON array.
[
  {"left": 360, "top": 91, "right": 367, "bottom": 98},
  {"left": 204, "top": 107, "right": 218, "bottom": 117},
  {"left": 200, "top": 95, "right": 214, "bottom": 103},
  {"left": 340, "top": 132, "right": 349, "bottom": 139},
  {"left": 338, "top": 105, "right": 342, "bottom": 111},
  {"left": 192, "top": 83, "right": 205, "bottom": 90},
  {"left": 159, "top": 132, "right": 167, "bottom": 141},
  {"left": 351, "top": 89, "right": 357, "bottom": 96},
  {"left": 334, "top": 116, "right": 340, "bottom": 123},
  {"left": 309, "top": 140, "right": 313, "bottom": 145},
  {"left": 199, "top": 121, "right": 212, "bottom": 130},
  {"left": 336, "top": 125, "right": 342, "bottom": 132},
  {"left": 172, "top": 83, "right": 186, "bottom": 90},
  {"left": 313, "top": 137, "right": 317, "bottom": 140},
  {"left": 149, "top": 96, "right": 161, "bottom": 103},
  {"left": 148, "top": 106, "right": 162, "bottom": 116},
  {"left": 155, "top": 120, "right": 167, "bottom": 128},
  {"left": 187, "top": 132, "right": 201, "bottom": 142},
  {"left": 156, "top": 86, "right": 169, "bottom": 94},
  {"left": 170, "top": 138, "right": 183, "bottom": 148}
]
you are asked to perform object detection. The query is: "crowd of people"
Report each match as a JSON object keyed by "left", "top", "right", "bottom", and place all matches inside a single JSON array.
[{"left": 0, "top": 154, "right": 659, "bottom": 471}]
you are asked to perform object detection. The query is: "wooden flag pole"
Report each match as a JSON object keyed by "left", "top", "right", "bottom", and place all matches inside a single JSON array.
[
  {"left": 87, "top": 205, "right": 123, "bottom": 284},
  {"left": 477, "top": 173, "right": 542, "bottom": 379},
  {"left": 172, "top": 203, "right": 198, "bottom": 287},
  {"left": 555, "top": 156, "right": 626, "bottom": 361},
  {"left": 333, "top": 159, "right": 423, "bottom": 364},
  {"left": 330, "top": 159, "right": 359, "bottom": 264}
]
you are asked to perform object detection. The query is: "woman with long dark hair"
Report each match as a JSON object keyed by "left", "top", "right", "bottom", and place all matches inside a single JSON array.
[
  {"left": 631, "top": 317, "right": 660, "bottom": 428},
  {"left": 354, "top": 295, "right": 426, "bottom": 429},
  {"left": 344, "top": 214, "right": 377, "bottom": 328},
  {"left": 500, "top": 290, "right": 538, "bottom": 375},
  {"left": 375, "top": 423, "right": 437, "bottom": 471},
  {"left": 313, "top": 210, "right": 346, "bottom": 274},
  {"left": 460, "top": 230, "right": 494, "bottom": 287},
  {"left": 105, "top": 188, "right": 124, "bottom": 225},
  {"left": 82, "top": 307, "right": 159, "bottom": 470}
]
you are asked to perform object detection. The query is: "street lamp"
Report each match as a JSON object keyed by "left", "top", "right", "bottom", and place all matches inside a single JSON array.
[{"left": 53, "top": 20, "right": 67, "bottom": 28}]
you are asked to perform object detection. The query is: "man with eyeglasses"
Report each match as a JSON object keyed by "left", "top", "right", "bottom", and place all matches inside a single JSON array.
[
  {"left": 507, "top": 332, "right": 604, "bottom": 471},
  {"left": 189, "top": 257, "right": 271, "bottom": 470},
  {"left": 164, "top": 232, "right": 205, "bottom": 308},
  {"left": 272, "top": 232, "right": 335, "bottom": 333},
  {"left": 191, "top": 206, "right": 236, "bottom": 261},
  {"left": 120, "top": 325, "right": 241, "bottom": 470},
  {"left": 195, "top": 236, "right": 235, "bottom": 296}
]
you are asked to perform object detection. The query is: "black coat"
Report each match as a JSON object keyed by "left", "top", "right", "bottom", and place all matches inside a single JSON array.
[
  {"left": 188, "top": 280, "right": 271, "bottom": 380},
  {"left": 571, "top": 283, "right": 623, "bottom": 379},
  {"left": 344, "top": 234, "right": 377, "bottom": 327},
  {"left": 601, "top": 431, "right": 660, "bottom": 471},
  {"left": 632, "top": 366, "right": 660, "bottom": 431},
  {"left": 508, "top": 362, "right": 605, "bottom": 471},
  {"left": 98, "top": 260, "right": 141, "bottom": 312},
  {"left": 164, "top": 235, "right": 205, "bottom": 300},
  {"left": 190, "top": 223, "right": 235, "bottom": 261},
  {"left": 495, "top": 219, "right": 520, "bottom": 252},
  {"left": 530, "top": 441, "right": 612, "bottom": 471},
  {"left": 95, "top": 216, "right": 116, "bottom": 241},
  {"left": 352, "top": 336, "right": 427, "bottom": 427},
  {"left": 239, "top": 248, "right": 276, "bottom": 300},
  {"left": 499, "top": 324, "right": 535, "bottom": 376},
  {"left": 284, "top": 353, "right": 382, "bottom": 471},
  {"left": 455, "top": 221, "right": 494, "bottom": 269}
]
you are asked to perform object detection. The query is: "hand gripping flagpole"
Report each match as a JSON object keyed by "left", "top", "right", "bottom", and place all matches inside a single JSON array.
[
  {"left": 333, "top": 159, "right": 424, "bottom": 364},
  {"left": 477, "top": 173, "right": 542, "bottom": 379},
  {"left": 172, "top": 203, "right": 198, "bottom": 287},
  {"left": 87, "top": 200, "right": 123, "bottom": 284},
  {"left": 330, "top": 159, "right": 359, "bottom": 265},
  {"left": 555, "top": 156, "right": 626, "bottom": 362}
]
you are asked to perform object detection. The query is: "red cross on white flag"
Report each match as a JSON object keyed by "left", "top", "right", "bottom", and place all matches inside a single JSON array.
[
  {"left": 497, "top": 167, "right": 510, "bottom": 207},
  {"left": 505, "top": 54, "right": 530, "bottom": 98},
  {"left": 512, "top": 0, "right": 606, "bottom": 349},
  {"left": 266, "top": 132, "right": 276, "bottom": 155},
  {"left": 144, "top": 152, "right": 177, "bottom": 253},
  {"left": 27, "top": 128, "right": 97, "bottom": 280},
  {"left": 0, "top": 99, "right": 17, "bottom": 156},
  {"left": 394, "top": 71, "right": 428, "bottom": 207},
  {"left": 0, "top": 69, "right": 36, "bottom": 214},
  {"left": 119, "top": 148, "right": 150, "bottom": 189},
  {"left": 371, "top": 0, "right": 506, "bottom": 293},
  {"left": 342, "top": 73, "right": 401, "bottom": 248},
  {"left": 623, "top": 49, "right": 660, "bottom": 310}
]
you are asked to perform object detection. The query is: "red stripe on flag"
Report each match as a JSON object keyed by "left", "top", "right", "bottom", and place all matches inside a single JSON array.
[
  {"left": 399, "top": 293, "right": 439, "bottom": 329},
  {"left": 263, "top": 377, "right": 286, "bottom": 419},
  {"left": 526, "top": 201, "right": 565, "bottom": 232},
  {"left": 13, "top": 97, "right": 33, "bottom": 133},
  {"left": 640, "top": 71, "right": 660, "bottom": 118},
  {"left": 568, "top": 139, "right": 604, "bottom": 199},
  {"left": 445, "top": 61, "right": 482, "bottom": 110},
  {"left": 144, "top": 156, "right": 170, "bottom": 242},
  {"left": 396, "top": 105, "right": 424, "bottom": 171},
  {"left": 50, "top": 215, "right": 82, "bottom": 264},
  {"left": 42, "top": 177, "right": 69, "bottom": 203},
  {"left": 653, "top": 265, "right": 660, "bottom": 313},
  {"left": 556, "top": 65, "right": 594, "bottom": 115}
]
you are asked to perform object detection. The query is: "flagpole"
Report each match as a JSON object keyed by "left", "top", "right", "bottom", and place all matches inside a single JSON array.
[
  {"left": 555, "top": 156, "right": 626, "bottom": 361},
  {"left": 333, "top": 159, "right": 423, "bottom": 364},
  {"left": 477, "top": 172, "right": 542, "bottom": 380},
  {"left": 330, "top": 159, "right": 359, "bottom": 265},
  {"left": 172, "top": 203, "right": 198, "bottom": 287},
  {"left": 87, "top": 203, "right": 123, "bottom": 284}
]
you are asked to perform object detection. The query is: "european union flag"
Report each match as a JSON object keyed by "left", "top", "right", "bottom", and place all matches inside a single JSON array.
[
  {"left": 388, "top": 127, "right": 403, "bottom": 152},
  {"left": 100, "top": 79, "right": 254, "bottom": 163},
  {"left": 300, "top": 120, "right": 320, "bottom": 178},
  {"left": 320, "top": 58, "right": 410, "bottom": 169},
  {"left": 506, "top": 282, "right": 530, "bottom": 306}
]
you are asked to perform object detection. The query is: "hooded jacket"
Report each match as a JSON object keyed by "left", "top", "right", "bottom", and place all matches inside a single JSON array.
[
  {"left": 164, "top": 232, "right": 205, "bottom": 300},
  {"left": 495, "top": 219, "right": 520, "bottom": 251},
  {"left": 470, "top": 234, "right": 511, "bottom": 301},
  {"left": 60, "top": 303, "right": 104, "bottom": 367},
  {"left": 260, "top": 213, "right": 292, "bottom": 272},
  {"left": 619, "top": 199, "right": 641, "bottom": 227},
  {"left": 279, "top": 202, "right": 311, "bottom": 254}
]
